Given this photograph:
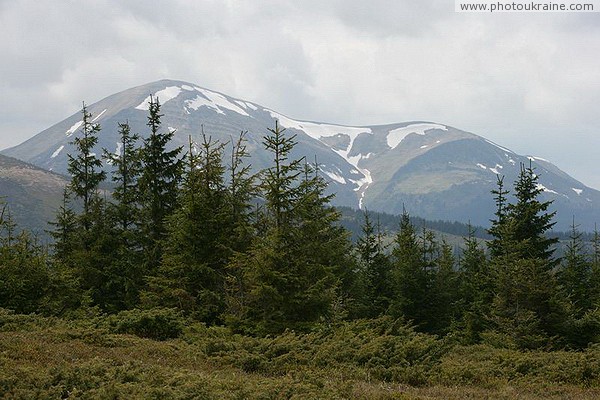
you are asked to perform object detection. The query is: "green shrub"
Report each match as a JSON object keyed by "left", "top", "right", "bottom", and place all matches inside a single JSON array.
[{"left": 106, "top": 308, "right": 184, "bottom": 340}]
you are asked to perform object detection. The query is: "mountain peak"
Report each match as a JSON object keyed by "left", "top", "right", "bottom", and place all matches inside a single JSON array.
[{"left": 3, "top": 81, "right": 599, "bottom": 230}]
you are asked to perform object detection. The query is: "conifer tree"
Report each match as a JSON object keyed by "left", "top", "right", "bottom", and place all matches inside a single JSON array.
[
  {"left": 389, "top": 210, "right": 429, "bottom": 327},
  {"left": 67, "top": 102, "right": 106, "bottom": 232},
  {"left": 356, "top": 211, "right": 392, "bottom": 317},
  {"left": 137, "top": 96, "right": 183, "bottom": 272},
  {"left": 226, "top": 122, "right": 344, "bottom": 334},
  {"left": 47, "top": 188, "right": 78, "bottom": 264},
  {"left": 487, "top": 163, "right": 563, "bottom": 348},
  {"left": 148, "top": 133, "right": 231, "bottom": 322},
  {"left": 103, "top": 121, "right": 141, "bottom": 234},
  {"left": 558, "top": 219, "right": 592, "bottom": 315},
  {"left": 457, "top": 224, "right": 490, "bottom": 342},
  {"left": 429, "top": 239, "right": 459, "bottom": 334}
]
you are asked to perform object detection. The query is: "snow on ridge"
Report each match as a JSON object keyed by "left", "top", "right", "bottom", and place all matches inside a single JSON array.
[
  {"left": 267, "top": 110, "right": 371, "bottom": 144},
  {"left": 386, "top": 123, "right": 448, "bottom": 150},
  {"left": 185, "top": 88, "right": 250, "bottom": 117},
  {"left": 485, "top": 139, "right": 514, "bottom": 154},
  {"left": 136, "top": 86, "right": 183, "bottom": 110},
  {"left": 91, "top": 109, "right": 107, "bottom": 122},
  {"left": 115, "top": 142, "right": 123, "bottom": 157},
  {"left": 572, "top": 188, "right": 583, "bottom": 195},
  {"left": 528, "top": 155, "right": 550, "bottom": 163},
  {"left": 65, "top": 121, "right": 83, "bottom": 137},
  {"left": 51, "top": 145, "right": 64, "bottom": 158}
]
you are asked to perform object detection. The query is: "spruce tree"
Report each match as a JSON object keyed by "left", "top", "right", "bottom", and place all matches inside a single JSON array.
[
  {"left": 226, "top": 122, "right": 344, "bottom": 334},
  {"left": 389, "top": 210, "right": 429, "bottom": 328},
  {"left": 457, "top": 224, "right": 490, "bottom": 343},
  {"left": 356, "top": 211, "right": 392, "bottom": 317},
  {"left": 429, "top": 239, "right": 459, "bottom": 334},
  {"left": 558, "top": 219, "right": 592, "bottom": 316},
  {"left": 137, "top": 95, "right": 183, "bottom": 272},
  {"left": 487, "top": 163, "right": 564, "bottom": 348},
  {"left": 67, "top": 102, "right": 106, "bottom": 232},
  {"left": 149, "top": 133, "right": 231, "bottom": 322}
]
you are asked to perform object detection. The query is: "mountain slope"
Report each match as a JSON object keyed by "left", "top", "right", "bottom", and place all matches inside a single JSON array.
[
  {"left": 0, "top": 154, "right": 67, "bottom": 235},
  {"left": 3, "top": 79, "right": 599, "bottom": 230}
]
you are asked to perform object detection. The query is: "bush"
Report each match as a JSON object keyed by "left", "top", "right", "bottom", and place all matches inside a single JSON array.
[{"left": 106, "top": 308, "right": 184, "bottom": 340}]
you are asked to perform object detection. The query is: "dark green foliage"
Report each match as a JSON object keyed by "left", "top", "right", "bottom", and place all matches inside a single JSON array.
[
  {"left": 103, "top": 121, "right": 141, "bottom": 234},
  {"left": 137, "top": 96, "right": 183, "bottom": 272},
  {"left": 429, "top": 240, "right": 459, "bottom": 335},
  {"left": 147, "top": 133, "right": 231, "bottom": 322},
  {"left": 67, "top": 102, "right": 106, "bottom": 229},
  {"left": 389, "top": 210, "right": 430, "bottom": 328},
  {"left": 487, "top": 164, "right": 564, "bottom": 348},
  {"left": 506, "top": 163, "right": 558, "bottom": 262},
  {"left": 356, "top": 211, "right": 392, "bottom": 317},
  {"left": 106, "top": 308, "right": 184, "bottom": 340},
  {"left": 226, "top": 122, "right": 344, "bottom": 335},
  {"left": 456, "top": 224, "right": 491, "bottom": 343},
  {"left": 558, "top": 220, "right": 593, "bottom": 315}
]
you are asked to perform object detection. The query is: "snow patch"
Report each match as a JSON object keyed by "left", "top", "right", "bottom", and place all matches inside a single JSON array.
[
  {"left": 420, "top": 145, "right": 429, "bottom": 149},
  {"left": 181, "top": 85, "right": 195, "bottom": 91},
  {"left": 476, "top": 163, "right": 487, "bottom": 170},
  {"left": 386, "top": 123, "right": 447, "bottom": 149},
  {"left": 186, "top": 88, "right": 250, "bottom": 116},
  {"left": 115, "top": 142, "right": 123, "bottom": 156},
  {"left": 136, "top": 86, "right": 182, "bottom": 110},
  {"left": 65, "top": 121, "right": 83, "bottom": 137},
  {"left": 536, "top": 183, "right": 559, "bottom": 195},
  {"left": 490, "top": 164, "right": 503, "bottom": 174},
  {"left": 572, "top": 188, "right": 583, "bottom": 195},
  {"left": 322, "top": 170, "right": 346, "bottom": 184},
  {"left": 51, "top": 145, "right": 64, "bottom": 158}
]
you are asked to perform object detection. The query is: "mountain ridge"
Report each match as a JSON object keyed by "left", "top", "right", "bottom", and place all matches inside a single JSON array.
[{"left": 3, "top": 79, "right": 599, "bottom": 231}]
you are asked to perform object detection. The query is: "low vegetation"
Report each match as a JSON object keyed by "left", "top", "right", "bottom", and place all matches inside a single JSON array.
[{"left": 1, "top": 309, "right": 599, "bottom": 399}]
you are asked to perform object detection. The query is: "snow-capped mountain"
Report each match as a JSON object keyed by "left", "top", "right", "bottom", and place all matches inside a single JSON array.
[{"left": 3, "top": 79, "right": 599, "bottom": 230}]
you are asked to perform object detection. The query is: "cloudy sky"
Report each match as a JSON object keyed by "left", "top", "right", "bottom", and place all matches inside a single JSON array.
[{"left": 1, "top": 0, "right": 599, "bottom": 187}]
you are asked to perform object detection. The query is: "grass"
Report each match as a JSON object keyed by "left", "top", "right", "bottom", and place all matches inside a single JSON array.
[{"left": 0, "top": 309, "right": 599, "bottom": 399}]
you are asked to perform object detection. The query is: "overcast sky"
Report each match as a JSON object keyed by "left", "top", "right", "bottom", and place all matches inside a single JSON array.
[{"left": 1, "top": 0, "right": 599, "bottom": 187}]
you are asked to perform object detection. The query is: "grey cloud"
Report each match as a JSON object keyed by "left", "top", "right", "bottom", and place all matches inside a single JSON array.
[{"left": 0, "top": 0, "right": 599, "bottom": 188}]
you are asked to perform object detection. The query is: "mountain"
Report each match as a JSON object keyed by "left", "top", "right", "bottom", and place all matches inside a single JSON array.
[
  {"left": 3, "top": 79, "right": 599, "bottom": 231},
  {"left": 0, "top": 154, "right": 67, "bottom": 235}
]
